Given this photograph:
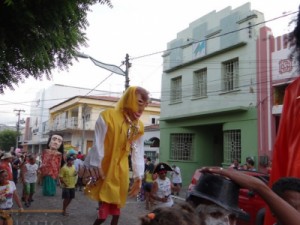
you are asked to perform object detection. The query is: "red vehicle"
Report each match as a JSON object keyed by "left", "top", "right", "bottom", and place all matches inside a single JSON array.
[{"left": 186, "top": 169, "right": 269, "bottom": 225}]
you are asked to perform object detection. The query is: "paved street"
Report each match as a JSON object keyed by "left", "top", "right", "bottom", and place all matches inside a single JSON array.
[{"left": 11, "top": 183, "right": 187, "bottom": 225}]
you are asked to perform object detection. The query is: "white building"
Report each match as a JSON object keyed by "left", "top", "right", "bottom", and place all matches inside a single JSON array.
[{"left": 24, "top": 84, "right": 122, "bottom": 152}]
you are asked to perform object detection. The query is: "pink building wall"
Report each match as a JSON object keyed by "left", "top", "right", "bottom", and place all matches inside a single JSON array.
[{"left": 256, "top": 27, "right": 298, "bottom": 172}]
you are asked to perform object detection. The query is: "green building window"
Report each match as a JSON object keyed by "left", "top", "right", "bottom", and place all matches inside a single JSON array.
[
  {"left": 222, "top": 58, "right": 239, "bottom": 92},
  {"left": 170, "top": 133, "right": 194, "bottom": 160},
  {"left": 193, "top": 68, "right": 207, "bottom": 98},
  {"left": 170, "top": 76, "right": 182, "bottom": 103},
  {"left": 224, "top": 129, "right": 241, "bottom": 164}
]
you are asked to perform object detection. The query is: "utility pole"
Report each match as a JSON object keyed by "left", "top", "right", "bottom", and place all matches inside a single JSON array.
[
  {"left": 124, "top": 53, "right": 131, "bottom": 90},
  {"left": 81, "top": 104, "right": 88, "bottom": 154},
  {"left": 76, "top": 52, "right": 129, "bottom": 91},
  {"left": 14, "top": 109, "right": 25, "bottom": 149}
]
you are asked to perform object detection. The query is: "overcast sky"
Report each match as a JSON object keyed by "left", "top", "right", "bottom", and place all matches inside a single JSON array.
[{"left": 0, "top": 0, "right": 299, "bottom": 125}]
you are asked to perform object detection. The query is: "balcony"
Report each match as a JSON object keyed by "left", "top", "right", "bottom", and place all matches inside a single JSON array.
[{"left": 46, "top": 117, "right": 80, "bottom": 132}]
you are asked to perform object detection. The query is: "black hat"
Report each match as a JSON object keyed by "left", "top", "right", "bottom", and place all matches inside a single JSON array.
[
  {"left": 153, "top": 162, "right": 173, "bottom": 174},
  {"left": 189, "top": 173, "right": 249, "bottom": 219}
]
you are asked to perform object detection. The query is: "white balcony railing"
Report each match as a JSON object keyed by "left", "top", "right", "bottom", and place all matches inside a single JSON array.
[{"left": 45, "top": 117, "right": 79, "bottom": 132}]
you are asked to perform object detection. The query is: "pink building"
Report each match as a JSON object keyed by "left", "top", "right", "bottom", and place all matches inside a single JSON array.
[{"left": 256, "top": 26, "right": 299, "bottom": 172}]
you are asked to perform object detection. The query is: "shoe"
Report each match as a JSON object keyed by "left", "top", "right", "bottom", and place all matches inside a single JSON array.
[
  {"left": 25, "top": 202, "right": 30, "bottom": 208},
  {"left": 29, "top": 199, "right": 34, "bottom": 202}
]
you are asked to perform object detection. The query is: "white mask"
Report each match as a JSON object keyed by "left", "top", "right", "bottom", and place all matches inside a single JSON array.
[
  {"left": 196, "top": 204, "right": 237, "bottom": 225},
  {"left": 49, "top": 135, "right": 63, "bottom": 150}
]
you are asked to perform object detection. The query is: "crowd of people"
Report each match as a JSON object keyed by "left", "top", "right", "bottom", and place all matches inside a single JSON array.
[
  {"left": 0, "top": 133, "right": 87, "bottom": 224},
  {"left": 0, "top": 16, "right": 300, "bottom": 223},
  {"left": 229, "top": 157, "right": 257, "bottom": 171}
]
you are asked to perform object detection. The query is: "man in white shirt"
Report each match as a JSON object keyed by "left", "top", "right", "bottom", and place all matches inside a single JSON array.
[
  {"left": 170, "top": 164, "right": 182, "bottom": 196},
  {"left": 73, "top": 157, "right": 84, "bottom": 191}
]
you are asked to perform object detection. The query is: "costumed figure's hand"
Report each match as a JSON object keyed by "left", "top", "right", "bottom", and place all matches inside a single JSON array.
[
  {"left": 83, "top": 167, "right": 105, "bottom": 197},
  {"left": 128, "top": 177, "right": 142, "bottom": 197}
]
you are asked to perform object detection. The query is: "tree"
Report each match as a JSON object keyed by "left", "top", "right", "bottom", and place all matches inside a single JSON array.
[
  {"left": 0, "top": 0, "right": 112, "bottom": 93},
  {"left": 0, "top": 129, "right": 18, "bottom": 151}
]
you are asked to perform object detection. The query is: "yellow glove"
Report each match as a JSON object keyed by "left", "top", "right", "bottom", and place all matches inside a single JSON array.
[{"left": 128, "top": 178, "right": 142, "bottom": 197}]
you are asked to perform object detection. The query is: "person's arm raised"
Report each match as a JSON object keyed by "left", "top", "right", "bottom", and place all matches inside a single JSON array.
[{"left": 201, "top": 167, "right": 300, "bottom": 225}]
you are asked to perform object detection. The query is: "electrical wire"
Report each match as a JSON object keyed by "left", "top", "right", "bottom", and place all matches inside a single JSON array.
[{"left": 130, "top": 11, "right": 298, "bottom": 61}]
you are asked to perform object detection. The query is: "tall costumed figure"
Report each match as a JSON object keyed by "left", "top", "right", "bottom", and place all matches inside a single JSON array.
[
  {"left": 39, "top": 133, "right": 64, "bottom": 196},
  {"left": 84, "top": 86, "right": 149, "bottom": 225}
]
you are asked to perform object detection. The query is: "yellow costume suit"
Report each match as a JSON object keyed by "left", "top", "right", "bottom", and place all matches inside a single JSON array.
[{"left": 84, "top": 86, "right": 145, "bottom": 208}]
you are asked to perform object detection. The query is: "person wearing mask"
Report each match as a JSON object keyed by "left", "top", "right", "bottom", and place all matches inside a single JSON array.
[
  {"left": 201, "top": 167, "right": 300, "bottom": 225},
  {"left": 83, "top": 86, "right": 149, "bottom": 225},
  {"left": 186, "top": 172, "right": 249, "bottom": 225},
  {"left": 139, "top": 202, "right": 200, "bottom": 225},
  {"left": 39, "top": 133, "right": 64, "bottom": 196}
]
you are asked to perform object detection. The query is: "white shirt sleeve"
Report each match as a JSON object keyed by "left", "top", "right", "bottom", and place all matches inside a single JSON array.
[
  {"left": 84, "top": 115, "right": 107, "bottom": 168},
  {"left": 131, "top": 135, "right": 145, "bottom": 179}
]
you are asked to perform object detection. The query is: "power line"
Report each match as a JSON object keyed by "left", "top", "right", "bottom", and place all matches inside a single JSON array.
[
  {"left": 130, "top": 11, "right": 298, "bottom": 61},
  {"left": 0, "top": 11, "right": 297, "bottom": 122}
]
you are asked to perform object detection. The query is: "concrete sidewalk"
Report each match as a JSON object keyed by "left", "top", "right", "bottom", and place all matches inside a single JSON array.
[{"left": 11, "top": 183, "right": 188, "bottom": 225}]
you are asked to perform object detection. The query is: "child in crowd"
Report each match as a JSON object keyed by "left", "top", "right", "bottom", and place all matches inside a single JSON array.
[
  {"left": 143, "top": 158, "right": 155, "bottom": 210},
  {"left": 22, "top": 155, "right": 38, "bottom": 207}
]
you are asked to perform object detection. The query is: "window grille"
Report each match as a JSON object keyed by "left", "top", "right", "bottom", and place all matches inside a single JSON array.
[
  {"left": 222, "top": 59, "right": 239, "bottom": 91},
  {"left": 170, "top": 76, "right": 182, "bottom": 103},
  {"left": 193, "top": 68, "right": 207, "bottom": 97},
  {"left": 223, "top": 130, "right": 241, "bottom": 164},
  {"left": 170, "top": 133, "right": 194, "bottom": 160}
]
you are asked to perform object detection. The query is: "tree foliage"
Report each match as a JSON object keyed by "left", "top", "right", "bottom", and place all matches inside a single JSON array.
[
  {"left": 0, "top": 0, "right": 112, "bottom": 93},
  {"left": 0, "top": 129, "right": 18, "bottom": 151}
]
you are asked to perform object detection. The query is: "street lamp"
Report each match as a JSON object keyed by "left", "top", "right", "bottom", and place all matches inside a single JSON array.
[{"left": 75, "top": 52, "right": 130, "bottom": 90}]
